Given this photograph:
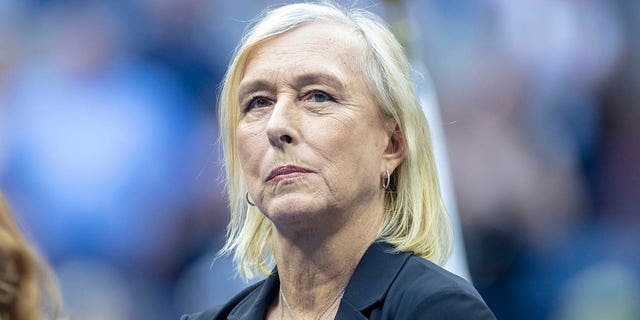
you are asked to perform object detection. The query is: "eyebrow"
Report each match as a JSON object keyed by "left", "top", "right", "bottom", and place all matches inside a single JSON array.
[
  {"left": 238, "top": 72, "right": 347, "bottom": 99},
  {"left": 238, "top": 79, "right": 276, "bottom": 100},
  {"left": 293, "top": 72, "right": 347, "bottom": 91}
]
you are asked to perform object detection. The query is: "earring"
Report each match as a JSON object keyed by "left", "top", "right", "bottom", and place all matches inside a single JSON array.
[
  {"left": 382, "top": 170, "right": 391, "bottom": 190},
  {"left": 246, "top": 192, "right": 255, "bottom": 206}
]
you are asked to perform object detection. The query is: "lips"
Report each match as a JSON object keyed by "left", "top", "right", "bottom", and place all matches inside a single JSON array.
[{"left": 267, "top": 165, "right": 312, "bottom": 182}]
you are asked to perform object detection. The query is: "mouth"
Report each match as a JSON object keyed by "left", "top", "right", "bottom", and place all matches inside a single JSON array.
[{"left": 266, "top": 165, "right": 312, "bottom": 182}]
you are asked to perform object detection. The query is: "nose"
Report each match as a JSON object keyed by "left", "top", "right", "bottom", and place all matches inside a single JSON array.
[{"left": 266, "top": 97, "right": 297, "bottom": 148}]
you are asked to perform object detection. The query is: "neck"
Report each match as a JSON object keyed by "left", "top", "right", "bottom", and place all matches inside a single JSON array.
[{"left": 271, "top": 199, "right": 384, "bottom": 318}]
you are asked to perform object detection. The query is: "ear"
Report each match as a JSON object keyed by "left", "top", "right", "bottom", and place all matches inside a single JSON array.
[{"left": 381, "top": 121, "right": 406, "bottom": 174}]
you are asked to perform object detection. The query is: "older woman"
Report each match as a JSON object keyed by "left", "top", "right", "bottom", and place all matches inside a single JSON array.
[
  {"left": 0, "top": 192, "right": 63, "bottom": 320},
  {"left": 184, "top": 2, "right": 495, "bottom": 320}
]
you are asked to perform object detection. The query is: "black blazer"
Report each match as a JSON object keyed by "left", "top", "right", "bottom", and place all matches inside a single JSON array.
[{"left": 181, "top": 242, "right": 496, "bottom": 319}]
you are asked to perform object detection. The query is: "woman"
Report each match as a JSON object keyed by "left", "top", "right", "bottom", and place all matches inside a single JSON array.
[
  {"left": 184, "top": 2, "right": 495, "bottom": 319},
  {"left": 0, "top": 192, "right": 63, "bottom": 320}
]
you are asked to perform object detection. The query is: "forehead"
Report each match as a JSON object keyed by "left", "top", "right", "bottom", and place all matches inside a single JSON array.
[{"left": 242, "top": 22, "right": 366, "bottom": 81}]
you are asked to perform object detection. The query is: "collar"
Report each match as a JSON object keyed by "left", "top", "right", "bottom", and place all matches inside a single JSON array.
[
  {"left": 227, "top": 269, "right": 280, "bottom": 320},
  {"left": 226, "top": 241, "right": 411, "bottom": 319},
  {"left": 341, "top": 241, "right": 411, "bottom": 311}
]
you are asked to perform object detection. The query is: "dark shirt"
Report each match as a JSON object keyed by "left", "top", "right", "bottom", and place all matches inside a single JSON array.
[{"left": 181, "top": 242, "right": 496, "bottom": 319}]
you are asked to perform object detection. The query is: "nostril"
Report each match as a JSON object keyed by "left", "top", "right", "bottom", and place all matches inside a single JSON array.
[{"left": 280, "top": 135, "right": 292, "bottom": 144}]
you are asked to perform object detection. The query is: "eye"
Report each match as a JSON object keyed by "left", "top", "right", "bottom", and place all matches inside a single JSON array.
[
  {"left": 305, "top": 91, "right": 334, "bottom": 103},
  {"left": 246, "top": 96, "right": 272, "bottom": 110}
]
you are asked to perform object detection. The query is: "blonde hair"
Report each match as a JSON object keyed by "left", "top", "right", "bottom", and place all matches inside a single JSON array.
[
  {"left": 0, "top": 192, "right": 62, "bottom": 320},
  {"left": 219, "top": 2, "right": 452, "bottom": 279}
]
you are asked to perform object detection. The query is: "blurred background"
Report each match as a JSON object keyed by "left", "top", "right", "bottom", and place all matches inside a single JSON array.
[{"left": 0, "top": 0, "right": 638, "bottom": 319}]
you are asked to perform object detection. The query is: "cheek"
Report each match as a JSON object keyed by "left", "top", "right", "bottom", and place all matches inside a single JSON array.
[
  {"left": 235, "top": 123, "right": 267, "bottom": 176},
  {"left": 309, "top": 118, "right": 383, "bottom": 175}
]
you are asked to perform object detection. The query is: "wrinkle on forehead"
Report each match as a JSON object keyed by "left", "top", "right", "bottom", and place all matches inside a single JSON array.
[{"left": 242, "top": 22, "right": 368, "bottom": 83}]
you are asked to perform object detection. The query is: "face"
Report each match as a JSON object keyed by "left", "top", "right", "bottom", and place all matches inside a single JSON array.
[{"left": 236, "top": 22, "right": 398, "bottom": 229}]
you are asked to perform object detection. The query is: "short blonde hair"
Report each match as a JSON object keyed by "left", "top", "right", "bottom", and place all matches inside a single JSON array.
[
  {"left": 0, "top": 192, "right": 62, "bottom": 320},
  {"left": 219, "top": 1, "right": 452, "bottom": 279}
]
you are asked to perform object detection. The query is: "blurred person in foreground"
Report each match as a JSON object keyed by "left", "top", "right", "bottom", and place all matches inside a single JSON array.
[
  {"left": 0, "top": 192, "right": 63, "bottom": 320},
  {"left": 182, "top": 2, "right": 494, "bottom": 320}
]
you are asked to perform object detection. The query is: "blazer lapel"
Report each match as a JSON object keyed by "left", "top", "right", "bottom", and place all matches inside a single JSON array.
[
  {"left": 227, "top": 271, "right": 280, "bottom": 320},
  {"left": 334, "top": 299, "right": 369, "bottom": 320},
  {"left": 339, "top": 242, "right": 411, "bottom": 316}
]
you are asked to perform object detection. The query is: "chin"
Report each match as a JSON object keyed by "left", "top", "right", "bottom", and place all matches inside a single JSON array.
[{"left": 264, "top": 196, "right": 326, "bottom": 227}]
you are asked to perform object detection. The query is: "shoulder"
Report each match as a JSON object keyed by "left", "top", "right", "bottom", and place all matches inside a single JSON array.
[
  {"left": 179, "top": 280, "right": 265, "bottom": 320},
  {"left": 395, "top": 255, "right": 482, "bottom": 300},
  {"left": 387, "top": 255, "right": 496, "bottom": 319}
]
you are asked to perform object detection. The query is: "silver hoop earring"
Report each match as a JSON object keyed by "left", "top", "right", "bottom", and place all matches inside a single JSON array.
[
  {"left": 382, "top": 170, "right": 391, "bottom": 190},
  {"left": 246, "top": 192, "right": 255, "bottom": 206}
]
